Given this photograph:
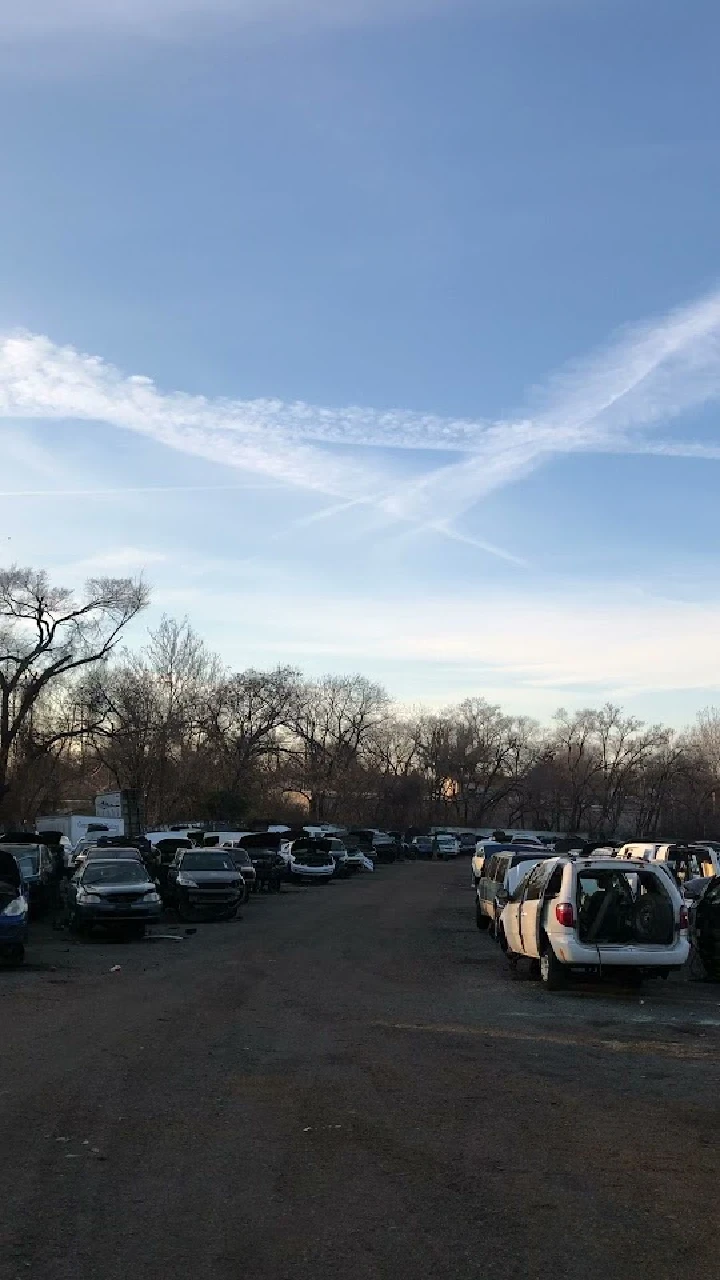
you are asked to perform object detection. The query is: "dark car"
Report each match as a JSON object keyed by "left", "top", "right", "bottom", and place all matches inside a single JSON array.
[
  {"left": 347, "top": 829, "right": 397, "bottom": 864},
  {"left": 165, "top": 850, "right": 244, "bottom": 919},
  {"left": 692, "top": 877, "right": 720, "bottom": 980},
  {"left": 411, "top": 834, "right": 434, "bottom": 859},
  {"left": 65, "top": 858, "right": 162, "bottom": 938},
  {"left": 235, "top": 833, "right": 286, "bottom": 891},
  {"left": 221, "top": 846, "right": 256, "bottom": 901},
  {"left": 2, "top": 843, "right": 55, "bottom": 914},
  {"left": 0, "top": 848, "right": 29, "bottom": 965}
]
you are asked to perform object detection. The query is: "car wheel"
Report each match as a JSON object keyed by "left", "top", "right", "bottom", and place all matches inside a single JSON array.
[
  {"left": 178, "top": 901, "right": 195, "bottom": 922},
  {"left": 127, "top": 923, "right": 146, "bottom": 940},
  {"left": 475, "top": 900, "right": 489, "bottom": 930},
  {"left": 540, "top": 941, "right": 566, "bottom": 991},
  {"left": 69, "top": 911, "right": 88, "bottom": 937},
  {"left": 3, "top": 943, "right": 25, "bottom": 966},
  {"left": 243, "top": 885, "right": 251, "bottom": 904}
]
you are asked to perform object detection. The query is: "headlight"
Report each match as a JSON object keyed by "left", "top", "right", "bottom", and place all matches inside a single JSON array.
[
  {"left": 143, "top": 891, "right": 161, "bottom": 903},
  {"left": 2, "top": 895, "right": 27, "bottom": 918},
  {"left": 176, "top": 875, "right": 198, "bottom": 888},
  {"left": 77, "top": 890, "right": 102, "bottom": 903}
]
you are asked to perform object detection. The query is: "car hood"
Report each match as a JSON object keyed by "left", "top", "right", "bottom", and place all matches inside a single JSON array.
[
  {"left": 86, "top": 880, "right": 154, "bottom": 894},
  {"left": 0, "top": 849, "right": 22, "bottom": 889}
]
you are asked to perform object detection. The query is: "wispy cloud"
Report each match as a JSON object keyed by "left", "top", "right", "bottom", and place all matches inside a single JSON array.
[
  {"left": 0, "top": 0, "right": 458, "bottom": 41},
  {"left": 1, "top": 288, "right": 720, "bottom": 560}
]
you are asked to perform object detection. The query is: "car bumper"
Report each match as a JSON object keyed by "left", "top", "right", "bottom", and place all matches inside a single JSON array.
[
  {"left": 75, "top": 903, "right": 163, "bottom": 924},
  {"left": 0, "top": 918, "right": 29, "bottom": 944},
  {"left": 290, "top": 866, "right": 334, "bottom": 879},
  {"left": 554, "top": 936, "right": 690, "bottom": 968}
]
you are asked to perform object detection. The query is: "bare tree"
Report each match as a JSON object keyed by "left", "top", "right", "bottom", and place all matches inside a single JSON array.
[{"left": 0, "top": 566, "right": 147, "bottom": 809}]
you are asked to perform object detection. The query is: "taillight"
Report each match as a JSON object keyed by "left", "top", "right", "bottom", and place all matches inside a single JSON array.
[
  {"left": 555, "top": 902, "right": 575, "bottom": 928},
  {"left": 679, "top": 905, "right": 689, "bottom": 931}
]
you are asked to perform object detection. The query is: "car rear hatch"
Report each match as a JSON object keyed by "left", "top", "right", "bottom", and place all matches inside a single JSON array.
[{"left": 576, "top": 864, "right": 678, "bottom": 962}]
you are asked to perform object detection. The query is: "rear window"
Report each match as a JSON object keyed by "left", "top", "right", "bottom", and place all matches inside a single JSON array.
[{"left": 577, "top": 868, "right": 674, "bottom": 946}]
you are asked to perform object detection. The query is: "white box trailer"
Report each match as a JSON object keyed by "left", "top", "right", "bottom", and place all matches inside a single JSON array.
[{"left": 35, "top": 813, "right": 125, "bottom": 848}]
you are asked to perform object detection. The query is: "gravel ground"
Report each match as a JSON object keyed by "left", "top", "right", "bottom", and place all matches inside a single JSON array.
[{"left": 2, "top": 861, "right": 719, "bottom": 1280}]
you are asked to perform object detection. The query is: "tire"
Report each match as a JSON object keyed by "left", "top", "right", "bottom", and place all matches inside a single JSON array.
[
  {"left": 540, "top": 941, "right": 566, "bottom": 991},
  {"left": 3, "top": 943, "right": 24, "bottom": 966},
  {"left": 475, "top": 899, "right": 489, "bottom": 930},
  {"left": 178, "top": 900, "right": 195, "bottom": 922},
  {"left": 127, "top": 923, "right": 146, "bottom": 940},
  {"left": 243, "top": 884, "right": 251, "bottom": 905}
]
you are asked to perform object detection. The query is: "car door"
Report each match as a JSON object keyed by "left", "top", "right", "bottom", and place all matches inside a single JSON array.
[
  {"left": 486, "top": 855, "right": 510, "bottom": 921},
  {"left": 478, "top": 855, "right": 499, "bottom": 918},
  {"left": 501, "top": 878, "right": 526, "bottom": 953},
  {"left": 518, "top": 861, "right": 557, "bottom": 958}
]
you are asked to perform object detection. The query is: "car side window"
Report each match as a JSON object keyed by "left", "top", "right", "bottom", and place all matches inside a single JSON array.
[
  {"left": 484, "top": 855, "right": 498, "bottom": 881},
  {"left": 546, "top": 867, "right": 564, "bottom": 897},
  {"left": 491, "top": 856, "right": 506, "bottom": 883},
  {"left": 522, "top": 864, "right": 547, "bottom": 901}
]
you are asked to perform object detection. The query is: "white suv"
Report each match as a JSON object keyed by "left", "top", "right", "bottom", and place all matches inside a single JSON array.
[{"left": 498, "top": 855, "right": 689, "bottom": 990}]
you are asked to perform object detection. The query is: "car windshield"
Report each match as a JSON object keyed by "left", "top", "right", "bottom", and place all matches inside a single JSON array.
[
  {"left": 182, "top": 854, "right": 235, "bottom": 872},
  {"left": 83, "top": 861, "right": 148, "bottom": 885}
]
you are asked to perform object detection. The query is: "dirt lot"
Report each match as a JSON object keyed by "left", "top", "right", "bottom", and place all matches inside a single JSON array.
[{"left": 2, "top": 861, "right": 719, "bottom": 1280}]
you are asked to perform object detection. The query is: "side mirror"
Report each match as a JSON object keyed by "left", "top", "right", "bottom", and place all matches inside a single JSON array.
[{"left": 496, "top": 889, "right": 510, "bottom": 907}]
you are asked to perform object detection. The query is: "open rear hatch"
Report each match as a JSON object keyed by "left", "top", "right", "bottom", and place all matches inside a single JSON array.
[{"left": 577, "top": 867, "right": 675, "bottom": 946}]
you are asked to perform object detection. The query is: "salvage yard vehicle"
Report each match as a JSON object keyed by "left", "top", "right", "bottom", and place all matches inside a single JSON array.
[
  {"left": 691, "top": 877, "right": 720, "bottom": 980},
  {"left": 472, "top": 840, "right": 548, "bottom": 892},
  {"left": 498, "top": 856, "right": 689, "bottom": 990},
  {"left": 347, "top": 829, "right": 396, "bottom": 863},
  {"left": 411, "top": 835, "right": 434, "bottom": 859},
  {"left": 221, "top": 846, "right": 256, "bottom": 901},
  {"left": 65, "top": 858, "right": 162, "bottom": 938},
  {"left": 234, "top": 833, "right": 286, "bottom": 890},
  {"left": 317, "top": 837, "right": 350, "bottom": 878},
  {"left": 476, "top": 849, "right": 550, "bottom": 931},
  {"left": 165, "top": 850, "right": 245, "bottom": 919},
  {"left": 434, "top": 833, "right": 460, "bottom": 860},
  {"left": 286, "top": 840, "right": 335, "bottom": 883},
  {"left": 0, "top": 848, "right": 28, "bottom": 965},
  {"left": 344, "top": 843, "right": 373, "bottom": 871},
  {"left": 2, "top": 843, "right": 55, "bottom": 914}
]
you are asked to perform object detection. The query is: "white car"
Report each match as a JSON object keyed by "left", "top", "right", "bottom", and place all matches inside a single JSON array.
[
  {"left": 498, "top": 855, "right": 689, "bottom": 990},
  {"left": 287, "top": 841, "right": 335, "bottom": 882},
  {"left": 471, "top": 839, "right": 544, "bottom": 889},
  {"left": 434, "top": 834, "right": 460, "bottom": 860}
]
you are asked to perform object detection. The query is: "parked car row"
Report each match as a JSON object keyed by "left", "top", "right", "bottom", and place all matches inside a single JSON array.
[
  {"left": 472, "top": 838, "right": 720, "bottom": 989},
  {"left": 469, "top": 842, "right": 720, "bottom": 991},
  {"left": 0, "top": 821, "right": 416, "bottom": 963}
]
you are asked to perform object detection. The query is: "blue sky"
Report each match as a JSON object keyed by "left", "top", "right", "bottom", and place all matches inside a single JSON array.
[{"left": 1, "top": 0, "right": 720, "bottom": 723}]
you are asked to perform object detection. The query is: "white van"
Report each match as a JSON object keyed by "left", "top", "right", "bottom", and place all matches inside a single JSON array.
[
  {"left": 202, "top": 831, "right": 253, "bottom": 848},
  {"left": 615, "top": 843, "right": 660, "bottom": 862}
]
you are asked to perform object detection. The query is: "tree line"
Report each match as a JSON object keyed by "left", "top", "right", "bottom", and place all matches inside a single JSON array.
[{"left": 1, "top": 565, "right": 719, "bottom": 840}]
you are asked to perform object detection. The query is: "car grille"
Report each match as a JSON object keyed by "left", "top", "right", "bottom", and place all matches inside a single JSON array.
[{"left": 104, "top": 893, "right": 146, "bottom": 904}]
